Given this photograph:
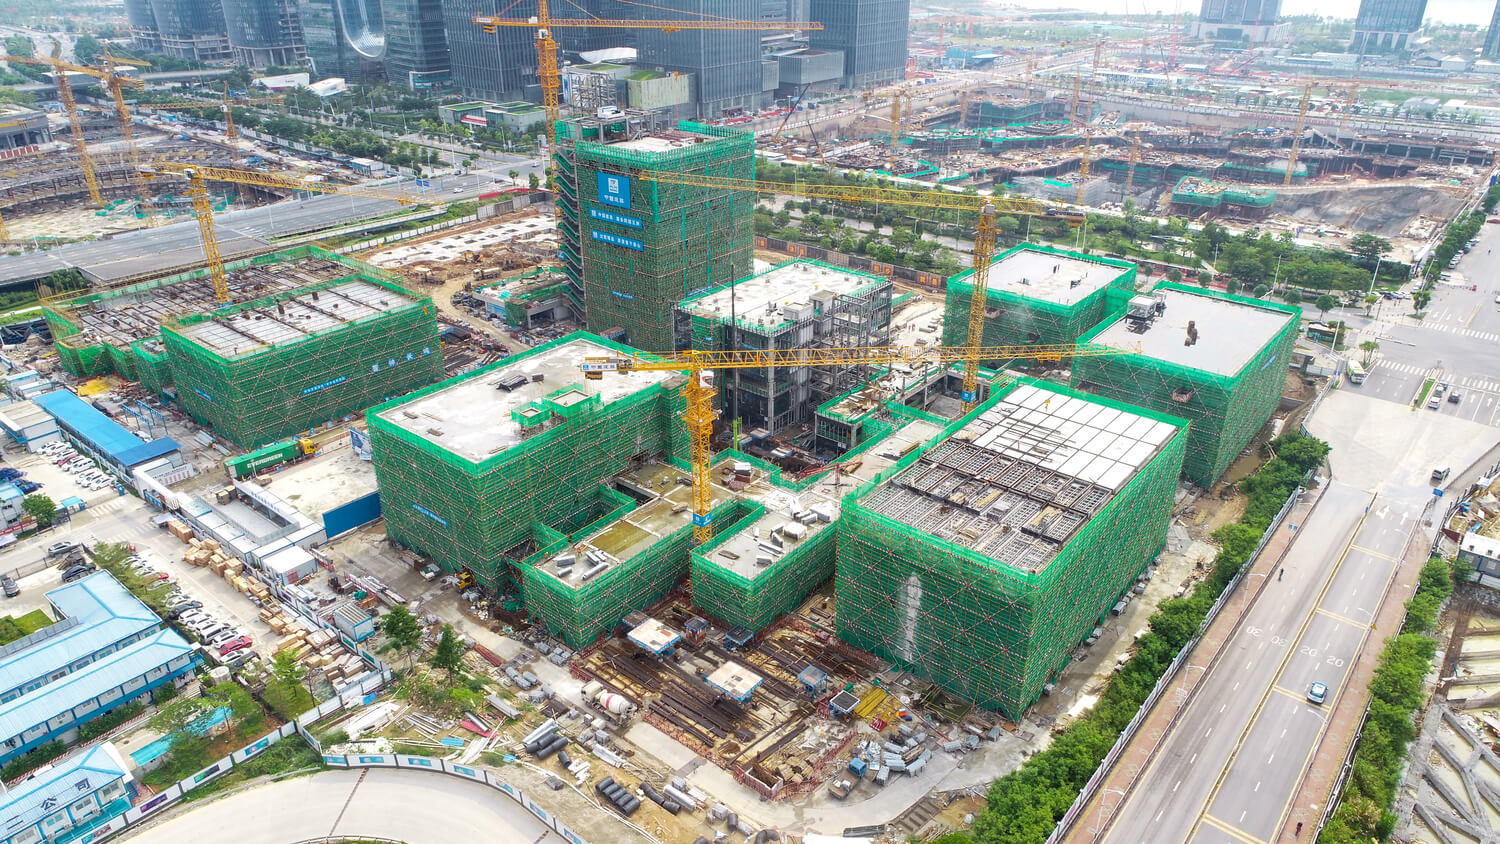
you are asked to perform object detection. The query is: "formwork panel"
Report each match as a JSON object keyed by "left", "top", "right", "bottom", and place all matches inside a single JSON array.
[
  {"left": 162, "top": 275, "right": 442, "bottom": 449},
  {"left": 833, "top": 378, "right": 1187, "bottom": 717},
  {"left": 1073, "top": 282, "right": 1300, "bottom": 487}
]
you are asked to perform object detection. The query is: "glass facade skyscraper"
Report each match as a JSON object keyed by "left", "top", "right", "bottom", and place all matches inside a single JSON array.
[
  {"left": 222, "top": 0, "right": 305, "bottom": 66},
  {"left": 808, "top": 0, "right": 908, "bottom": 89},
  {"left": 637, "top": 0, "right": 767, "bottom": 118},
  {"left": 385, "top": 0, "right": 450, "bottom": 90},
  {"left": 1350, "top": 0, "right": 1428, "bottom": 51}
]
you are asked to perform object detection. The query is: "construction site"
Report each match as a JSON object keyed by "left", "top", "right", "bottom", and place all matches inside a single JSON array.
[{"left": 1, "top": 22, "right": 1443, "bottom": 840}]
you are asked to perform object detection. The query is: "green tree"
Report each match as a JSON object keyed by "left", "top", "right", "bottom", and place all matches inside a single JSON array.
[
  {"left": 4, "top": 35, "right": 34, "bottom": 59},
  {"left": 1225, "top": 279, "right": 1241, "bottom": 295},
  {"left": 22, "top": 494, "right": 55, "bottom": 527},
  {"left": 1315, "top": 293, "right": 1338, "bottom": 319},
  {"left": 1283, "top": 289, "right": 1303, "bottom": 306},
  {"left": 1252, "top": 283, "right": 1270, "bottom": 298},
  {"left": 1165, "top": 268, "right": 1182, "bottom": 283},
  {"left": 527, "top": 171, "right": 539, "bottom": 190},
  {"left": 72, "top": 34, "right": 100, "bottom": 65},
  {"left": 264, "top": 648, "right": 312, "bottom": 718},
  {"left": 1412, "top": 289, "right": 1431, "bottom": 312},
  {"left": 508, "top": 169, "right": 519, "bottom": 183},
  {"left": 1348, "top": 233, "right": 1391, "bottom": 266},
  {"left": 1363, "top": 292, "right": 1379, "bottom": 315},
  {"left": 380, "top": 605, "right": 422, "bottom": 669},
  {"left": 431, "top": 624, "right": 464, "bottom": 677},
  {"left": 1359, "top": 339, "right": 1380, "bottom": 366},
  {"left": 1197, "top": 270, "right": 1213, "bottom": 287}
]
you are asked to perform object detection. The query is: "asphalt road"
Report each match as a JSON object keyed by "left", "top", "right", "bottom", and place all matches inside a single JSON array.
[
  {"left": 122, "top": 768, "right": 555, "bottom": 844},
  {"left": 1102, "top": 218, "right": 1500, "bottom": 843}
]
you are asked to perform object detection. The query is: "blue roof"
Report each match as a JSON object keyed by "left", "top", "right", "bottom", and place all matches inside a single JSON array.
[
  {"left": 31, "top": 391, "right": 180, "bottom": 468},
  {"left": 0, "top": 572, "right": 161, "bottom": 698},
  {"left": 0, "top": 629, "right": 195, "bottom": 743},
  {"left": 0, "top": 483, "right": 20, "bottom": 501},
  {"left": 0, "top": 742, "right": 130, "bottom": 833}
]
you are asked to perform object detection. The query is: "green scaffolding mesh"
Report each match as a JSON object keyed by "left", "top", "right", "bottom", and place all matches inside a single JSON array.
[
  {"left": 162, "top": 275, "right": 442, "bottom": 449},
  {"left": 834, "top": 378, "right": 1188, "bottom": 717},
  {"left": 366, "top": 332, "right": 687, "bottom": 595},
  {"left": 525, "top": 497, "right": 758, "bottom": 648},
  {"left": 1073, "top": 282, "right": 1301, "bottom": 487},
  {"left": 941, "top": 244, "right": 1137, "bottom": 366},
  {"left": 1171, "top": 176, "right": 1277, "bottom": 209},
  {"left": 130, "top": 339, "right": 173, "bottom": 397},
  {"left": 690, "top": 504, "right": 838, "bottom": 633},
  {"left": 555, "top": 119, "right": 755, "bottom": 352}
]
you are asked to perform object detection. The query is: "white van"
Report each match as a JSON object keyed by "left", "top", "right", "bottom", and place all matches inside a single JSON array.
[{"left": 1432, "top": 466, "right": 1451, "bottom": 483}]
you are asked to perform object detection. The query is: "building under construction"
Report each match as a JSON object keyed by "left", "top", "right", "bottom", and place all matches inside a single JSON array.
[
  {"left": 553, "top": 110, "right": 755, "bottom": 352},
  {"left": 162, "top": 277, "right": 442, "bottom": 449},
  {"left": 366, "top": 334, "right": 689, "bottom": 599},
  {"left": 835, "top": 378, "right": 1187, "bottom": 717},
  {"left": 674, "top": 260, "right": 893, "bottom": 432},
  {"left": 1074, "top": 283, "right": 1300, "bottom": 488},
  {"left": 941, "top": 244, "right": 1137, "bottom": 366}
]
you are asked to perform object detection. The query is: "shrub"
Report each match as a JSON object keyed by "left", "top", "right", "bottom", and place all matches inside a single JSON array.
[
  {"left": 0, "top": 741, "right": 67, "bottom": 781},
  {"left": 78, "top": 701, "right": 145, "bottom": 741}
]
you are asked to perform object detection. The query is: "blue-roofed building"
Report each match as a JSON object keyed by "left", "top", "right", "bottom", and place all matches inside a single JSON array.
[
  {"left": 0, "top": 483, "right": 23, "bottom": 530},
  {"left": 0, "top": 573, "right": 198, "bottom": 768},
  {"left": 0, "top": 742, "right": 135, "bottom": 844},
  {"left": 0, "top": 629, "right": 197, "bottom": 765},
  {"left": 30, "top": 392, "right": 186, "bottom": 487},
  {"left": 0, "top": 573, "right": 165, "bottom": 705}
]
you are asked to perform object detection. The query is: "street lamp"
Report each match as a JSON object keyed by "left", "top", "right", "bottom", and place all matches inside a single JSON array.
[{"left": 1091, "top": 787, "right": 1130, "bottom": 843}]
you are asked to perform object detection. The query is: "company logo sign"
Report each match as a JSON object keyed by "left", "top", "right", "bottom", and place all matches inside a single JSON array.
[{"left": 596, "top": 173, "right": 631, "bottom": 209}]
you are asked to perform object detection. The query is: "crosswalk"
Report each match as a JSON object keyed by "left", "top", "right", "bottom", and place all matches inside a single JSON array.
[
  {"left": 1372, "top": 360, "right": 1500, "bottom": 392},
  {"left": 1417, "top": 323, "right": 1500, "bottom": 343},
  {"left": 1374, "top": 361, "right": 1426, "bottom": 376}
]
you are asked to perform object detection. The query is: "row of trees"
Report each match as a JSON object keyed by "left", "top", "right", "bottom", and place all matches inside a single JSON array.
[
  {"left": 753, "top": 205, "right": 964, "bottom": 276},
  {"left": 1317, "top": 557, "right": 1457, "bottom": 842},
  {"left": 944, "top": 432, "right": 1331, "bottom": 844}
]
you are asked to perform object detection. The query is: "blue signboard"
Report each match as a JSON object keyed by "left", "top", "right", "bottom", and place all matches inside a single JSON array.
[
  {"left": 591, "top": 230, "right": 644, "bottom": 251},
  {"left": 597, "top": 172, "right": 631, "bottom": 209},
  {"left": 588, "top": 207, "right": 643, "bottom": 229}
]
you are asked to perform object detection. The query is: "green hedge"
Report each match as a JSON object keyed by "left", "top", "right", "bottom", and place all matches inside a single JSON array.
[
  {"left": 951, "top": 431, "right": 1329, "bottom": 844},
  {"left": 1, "top": 741, "right": 67, "bottom": 781},
  {"left": 78, "top": 701, "right": 145, "bottom": 741},
  {"left": 1317, "top": 557, "right": 1454, "bottom": 843}
]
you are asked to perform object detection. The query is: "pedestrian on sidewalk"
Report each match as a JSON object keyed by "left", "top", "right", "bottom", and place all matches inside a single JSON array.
[{"left": 1279, "top": 568, "right": 1284, "bottom": 581}]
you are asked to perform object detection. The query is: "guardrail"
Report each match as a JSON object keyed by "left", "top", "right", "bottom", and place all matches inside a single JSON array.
[{"left": 1050, "top": 479, "right": 1306, "bottom": 842}]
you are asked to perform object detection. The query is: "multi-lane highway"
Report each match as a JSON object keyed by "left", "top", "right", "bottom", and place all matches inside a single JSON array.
[{"left": 1096, "top": 208, "right": 1500, "bottom": 844}]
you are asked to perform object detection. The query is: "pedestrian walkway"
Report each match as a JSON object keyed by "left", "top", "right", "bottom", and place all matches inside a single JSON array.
[
  {"left": 1375, "top": 360, "right": 1427, "bottom": 376},
  {"left": 1062, "top": 484, "right": 1325, "bottom": 843}
]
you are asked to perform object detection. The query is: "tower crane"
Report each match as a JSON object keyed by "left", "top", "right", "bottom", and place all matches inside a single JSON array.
[
  {"left": 138, "top": 164, "right": 422, "bottom": 308},
  {"left": 474, "top": 3, "right": 821, "bottom": 133},
  {"left": 1285, "top": 81, "right": 1313, "bottom": 186},
  {"left": 1123, "top": 133, "right": 1142, "bottom": 197},
  {"left": 630, "top": 170, "right": 1081, "bottom": 450},
  {"left": 138, "top": 88, "right": 285, "bottom": 141},
  {"left": 581, "top": 342, "right": 1138, "bottom": 544},
  {"left": 4, "top": 42, "right": 147, "bottom": 206}
]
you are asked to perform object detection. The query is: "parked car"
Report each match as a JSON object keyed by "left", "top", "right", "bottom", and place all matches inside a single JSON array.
[
  {"left": 167, "top": 602, "right": 202, "bottom": 619},
  {"left": 217, "top": 636, "right": 252, "bottom": 655},
  {"left": 224, "top": 651, "right": 260, "bottom": 670},
  {"left": 1449, "top": 391, "right": 1463, "bottom": 404},
  {"left": 45, "top": 541, "right": 79, "bottom": 559},
  {"left": 1, "top": 575, "right": 17, "bottom": 598},
  {"left": 61, "top": 564, "right": 93, "bottom": 583}
]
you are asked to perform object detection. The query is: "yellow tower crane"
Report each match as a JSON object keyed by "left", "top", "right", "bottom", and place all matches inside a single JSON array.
[
  {"left": 1076, "top": 126, "right": 1093, "bottom": 206},
  {"left": 1285, "top": 81, "right": 1313, "bottom": 187},
  {"left": 1069, "top": 74, "right": 1083, "bottom": 125},
  {"left": 581, "top": 342, "right": 1137, "bottom": 544},
  {"left": 475, "top": 4, "right": 821, "bottom": 133},
  {"left": 138, "top": 164, "right": 423, "bottom": 307},
  {"left": 629, "top": 170, "right": 1082, "bottom": 460},
  {"left": 5, "top": 43, "right": 146, "bottom": 206},
  {"left": 1124, "top": 133, "right": 1142, "bottom": 196},
  {"left": 139, "top": 90, "right": 285, "bottom": 141}
]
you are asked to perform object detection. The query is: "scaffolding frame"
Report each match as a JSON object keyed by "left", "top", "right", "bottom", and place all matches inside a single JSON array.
[
  {"left": 941, "top": 243, "right": 1137, "bottom": 366},
  {"left": 554, "top": 116, "right": 756, "bottom": 351},
  {"left": 160, "top": 274, "right": 441, "bottom": 449},
  {"left": 1073, "top": 282, "right": 1301, "bottom": 487},
  {"left": 366, "top": 332, "right": 691, "bottom": 596},
  {"left": 833, "top": 377, "right": 1188, "bottom": 717}
]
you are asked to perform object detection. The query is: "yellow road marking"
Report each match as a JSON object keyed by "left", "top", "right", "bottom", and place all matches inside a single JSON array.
[
  {"left": 1315, "top": 607, "right": 1367, "bottom": 628},
  {"left": 1201, "top": 813, "right": 1268, "bottom": 844}
]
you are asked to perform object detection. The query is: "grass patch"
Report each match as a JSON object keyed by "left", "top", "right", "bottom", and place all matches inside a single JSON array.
[
  {"left": 0, "top": 609, "right": 56, "bottom": 645},
  {"left": 180, "top": 739, "right": 324, "bottom": 804},
  {"left": 1416, "top": 378, "right": 1435, "bottom": 407}
]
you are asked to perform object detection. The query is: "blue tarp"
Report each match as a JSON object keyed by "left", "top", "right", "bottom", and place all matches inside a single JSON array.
[{"left": 32, "top": 391, "right": 180, "bottom": 468}]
